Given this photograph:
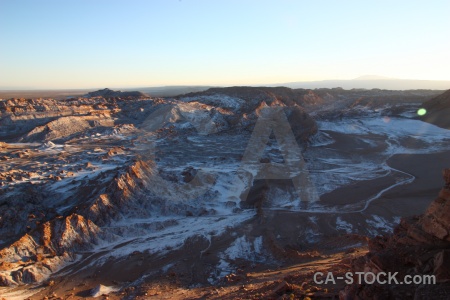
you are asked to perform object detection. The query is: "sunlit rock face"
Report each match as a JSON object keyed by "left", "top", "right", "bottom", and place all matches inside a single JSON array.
[{"left": 0, "top": 213, "right": 106, "bottom": 286}]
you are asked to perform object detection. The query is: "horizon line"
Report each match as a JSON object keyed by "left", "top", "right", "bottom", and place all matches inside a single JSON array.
[{"left": 3, "top": 77, "right": 450, "bottom": 91}]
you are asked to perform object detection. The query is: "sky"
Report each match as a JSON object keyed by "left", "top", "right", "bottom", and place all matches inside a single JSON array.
[{"left": 1, "top": 0, "right": 450, "bottom": 89}]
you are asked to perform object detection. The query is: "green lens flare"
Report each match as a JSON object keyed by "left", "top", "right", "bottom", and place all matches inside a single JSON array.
[{"left": 417, "top": 108, "right": 427, "bottom": 116}]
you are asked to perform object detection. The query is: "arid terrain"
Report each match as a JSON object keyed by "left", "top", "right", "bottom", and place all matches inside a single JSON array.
[{"left": 1, "top": 87, "right": 450, "bottom": 299}]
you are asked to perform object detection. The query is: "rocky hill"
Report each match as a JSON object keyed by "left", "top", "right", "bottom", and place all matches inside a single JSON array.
[
  {"left": 83, "top": 88, "right": 147, "bottom": 99},
  {"left": 420, "top": 89, "right": 450, "bottom": 129},
  {"left": 184, "top": 86, "right": 439, "bottom": 106},
  {"left": 177, "top": 86, "right": 319, "bottom": 143}
]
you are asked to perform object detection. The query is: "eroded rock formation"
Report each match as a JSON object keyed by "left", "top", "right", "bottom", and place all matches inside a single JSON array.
[{"left": 0, "top": 214, "right": 105, "bottom": 286}]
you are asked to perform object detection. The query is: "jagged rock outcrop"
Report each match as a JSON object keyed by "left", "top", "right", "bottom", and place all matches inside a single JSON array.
[
  {"left": 80, "top": 160, "right": 153, "bottom": 225},
  {"left": 79, "top": 159, "right": 217, "bottom": 226},
  {"left": 340, "top": 169, "right": 450, "bottom": 299},
  {"left": 0, "top": 214, "right": 107, "bottom": 286},
  {"left": 0, "top": 159, "right": 159, "bottom": 286}
]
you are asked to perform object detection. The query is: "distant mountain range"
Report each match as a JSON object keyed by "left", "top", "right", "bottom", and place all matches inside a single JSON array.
[
  {"left": 276, "top": 76, "right": 450, "bottom": 90},
  {"left": 1, "top": 77, "right": 450, "bottom": 100},
  {"left": 130, "top": 77, "right": 450, "bottom": 96},
  {"left": 131, "top": 77, "right": 450, "bottom": 96}
]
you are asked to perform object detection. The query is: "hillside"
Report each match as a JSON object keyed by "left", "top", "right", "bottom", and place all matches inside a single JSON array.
[{"left": 421, "top": 90, "right": 450, "bottom": 129}]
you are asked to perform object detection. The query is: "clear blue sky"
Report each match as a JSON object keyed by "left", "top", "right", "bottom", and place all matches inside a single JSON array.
[{"left": 1, "top": 0, "right": 449, "bottom": 89}]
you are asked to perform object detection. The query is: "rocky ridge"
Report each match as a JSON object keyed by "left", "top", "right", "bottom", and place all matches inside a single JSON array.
[
  {"left": 83, "top": 88, "right": 147, "bottom": 99},
  {"left": 0, "top": 214, "right": 105, "bottom": 286},
  {"left": 0, "top": 156, "right": 176, "bottom": 286},
  {"left": 181, "top": 87, "right": 441, "bottom": 116}
]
